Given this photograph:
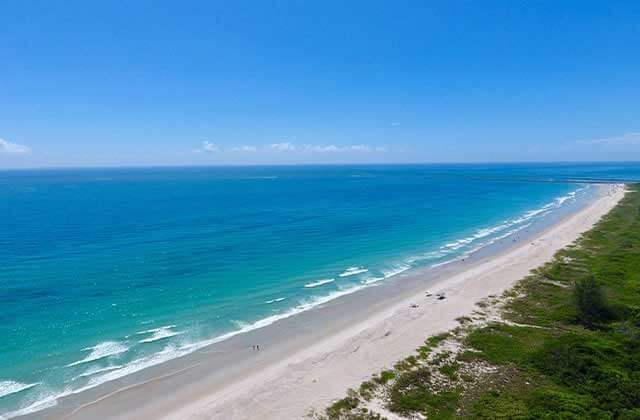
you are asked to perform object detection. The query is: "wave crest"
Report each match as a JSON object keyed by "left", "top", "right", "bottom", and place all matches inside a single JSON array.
[
  {"left": 304, "top": 278, "right": 335, "bottom": 288},
  {"left": 0, "top": 380, "right": 39, "bottom": 399},
  {"left": 338, "top": 267, "right": 368, "bottom": 277},
  {"left": 66, "top": 341, "right": 129, "bottom": 367}
]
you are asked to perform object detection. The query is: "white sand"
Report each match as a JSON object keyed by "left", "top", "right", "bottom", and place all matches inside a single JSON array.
[{"left": 159, "top": 184, "right": 625, "bottom": 420}]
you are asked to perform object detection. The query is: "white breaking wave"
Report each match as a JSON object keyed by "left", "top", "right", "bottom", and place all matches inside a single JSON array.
[
  {"left": 430, "top": 258, "right": 459, "bottom": 269},
  {"left": 431, "top": 221, "right": 536, "bottom": 270},
  {"left": 3, "top": 390, "right": 62, "bottom": 419},
  {"left": 139, "top": 326, "right": 180, "bottom": 344},
  {"left": 136, "top": 325, "right": 176, "bottom": 334},
  {"left": 426, "top": 187, "right": 585, "bottom": 269},
  {"left": 555, "top": 189, "right": 583, "bottom": 206},
  {"left": 4, "top": 284, "right": 377, "bottom": 419},
  {"left": 338, "top": 267, "right": 368, "bottom": 277},
  {"left": 405, "top": 250, "right": 448, "bottom": 264},
  {"left": 265, "top": 297, "right": 286, "bottom": 304},
  {"left": 4, "top": 347, "right": 187, "bottom": 419},
  {"left": 472, "top": 223, "right": 510, "bottom": 240},
  {"left": 85, "top": 345, "right": 191, "bottom": 389},
  {"left": 66, "top": 341, "right": 129, "bottom": 367},
  {"left": 432, "top": 186, "right": 585, "bottom": 260},
  {"left": 443, "top": 237, "right": 474, "bottom": 250},
  {"left": 556, "top": 192, "right": 574, "bottom": 205},
  {"left": 462, "top": 223, "right": 533, "bottom": 258},
  {"left": 304, "top": 278, "right": 335, "bottom": 288},
  {"left": 361, "top": 276, "right": 385, "bottom": 285},
  {"left": 381, "top": 265, "right": 411, "bottom": 279},
  {"left": 0, "top": 380, "right": 39, "bottom": 399},
  {"left": 201, "top": 285, "right": 368, "bottom": 346},
  {"left": 72, "top": 365, "right": 123, "bottom": 381}
]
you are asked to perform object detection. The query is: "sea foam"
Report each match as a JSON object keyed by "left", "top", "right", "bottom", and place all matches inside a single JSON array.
[
  {"left": 265, "top": 297, "right": 286, "bottom": 304},
  {"left": 381, "top": 265, "right": 411, "bottom": 279},
  {"left": 423, "top": 186, "right": 587, "bottom": 269},
  {"left": 338, "top": 267, "right": 368, "bottom": 277},
  {"left": 10, "top": 283, "right": 376, "bottom": 418},
  {"left": 361, "top": 276, "right": 385, "bottom": 285},
  {"left": 433, "top": 187, "right": 583, "bottom": 260},
  {"left": 0, "top": 381, "right": 39, "bottom": 399},
  {"left": 138, "top": 326, "right": 180, "bottom": 344},
  {"left": 73, "top": 365, "right": 123, "bottom": 381},
  {"left": 304, "top": 278, "right": 335, "bottom": 288},
  {"left": 66, "top": 341, "right": 129, "bottom": 367}
]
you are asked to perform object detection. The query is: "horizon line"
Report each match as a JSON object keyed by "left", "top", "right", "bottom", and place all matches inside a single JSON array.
[{"left": 2, "top": 160, "right": 640, "bottom": 172}]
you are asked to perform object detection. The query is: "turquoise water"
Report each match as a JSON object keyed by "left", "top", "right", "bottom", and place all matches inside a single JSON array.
[{"left": 0, "top": 163, "right": 637, "bottom": 417}]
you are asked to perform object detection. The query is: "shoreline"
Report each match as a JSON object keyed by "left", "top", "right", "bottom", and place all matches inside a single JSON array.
[{"left": 18, "top": 183, "right": 624, "bottom": 420}]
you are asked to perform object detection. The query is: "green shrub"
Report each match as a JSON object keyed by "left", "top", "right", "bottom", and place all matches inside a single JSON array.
[
  {"left": 467, "top": 389, "right": 527, "bottom": 419},
  {"left": 574, "top": 275, "right": 613, "bottom": 327},
  {"left": 527, "top": 387, "right": 592, "bottom": 418},
  {"left": 438, "top": 362, "right": 460, "bottom": 380},
  {"left": 530, "top": 335, "right": 600, "bottom": 386},
  {"left": 358, "top": 381, "right": 377, "bottom": 401},
  {"left": 326, "top": 389, "right": 360, "bottom": 419},
  {"left": 372, "top": 370, "right": 395, "bottom": 385},
  {"left": 386, "top": 367, "right": 460, "bottom": 417},
  {"left": 426, "top": 332, "right": 450, "bottom": 347},
  {"left": 530, "top": 334, "right": 640, "bottom": 415}
]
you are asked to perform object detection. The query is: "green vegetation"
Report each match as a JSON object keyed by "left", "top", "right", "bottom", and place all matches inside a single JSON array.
[
  {"left": 427, "top": 332, "right": 451, "bottom": 348},
  {"left": 574, "top": 275, "right": 614, "bottom": 326},
  {"left": 438, "top": 362, "right": 461, "bottom": 380},
  {"left": 465, "top": 323, "right": 557, "bottom": 368},
  {"left": 318, "top": 184, "right": 640, "bottom": 419},
  {"left": 388, "top": 370, "right": 460, "bottom": 418},
  {"left": 373, "top": 370, "right": 396, "bottom": 385}
]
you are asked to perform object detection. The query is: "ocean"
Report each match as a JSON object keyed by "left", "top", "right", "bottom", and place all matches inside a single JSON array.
[{"left": 1, "top": 162, "right": 639, "bottom": 417}]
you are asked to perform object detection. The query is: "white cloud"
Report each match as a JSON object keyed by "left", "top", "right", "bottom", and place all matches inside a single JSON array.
[
  {"left": 297, "top": 143, "right": 385, "bottom": 153},
  {"left": 201, "top": 141, "right": 219, "bottom": 153},
  {"left": 303, "top": 144, "right": 341, "bottom": 153},
  {"left": 0, "top": 138, "right": 31, "bottom": 154},
  {"left": 350, "top": 144, "right": 371, "bottom": 152},
  {"left": 577, "top": 132, "right": 640, "bottom": 146},
  {"left": 231, "top": 145, "right": 258, "bottom": 152},
  {"left": 270, "top": 142, "right": 296, "bottom": 151},
  {"left": 196, "top": 141, "right": 386, "bottom": 155},
  {"left": 323, "top": 145, "right": 342, "bottom": 152}
]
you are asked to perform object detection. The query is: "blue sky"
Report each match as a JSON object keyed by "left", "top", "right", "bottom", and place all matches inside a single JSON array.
[{"left": 1, "top": 1, "right": 639, "bottom": 168}]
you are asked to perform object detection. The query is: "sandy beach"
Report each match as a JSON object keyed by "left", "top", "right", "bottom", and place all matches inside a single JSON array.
[{"left": 40, "top": 184, "right": 625, "bottom": 420}]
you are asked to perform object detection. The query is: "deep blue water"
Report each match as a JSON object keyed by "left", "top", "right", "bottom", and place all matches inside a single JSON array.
[{"left": 1, "top": 163, "right": 639, "bottom": 417}]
